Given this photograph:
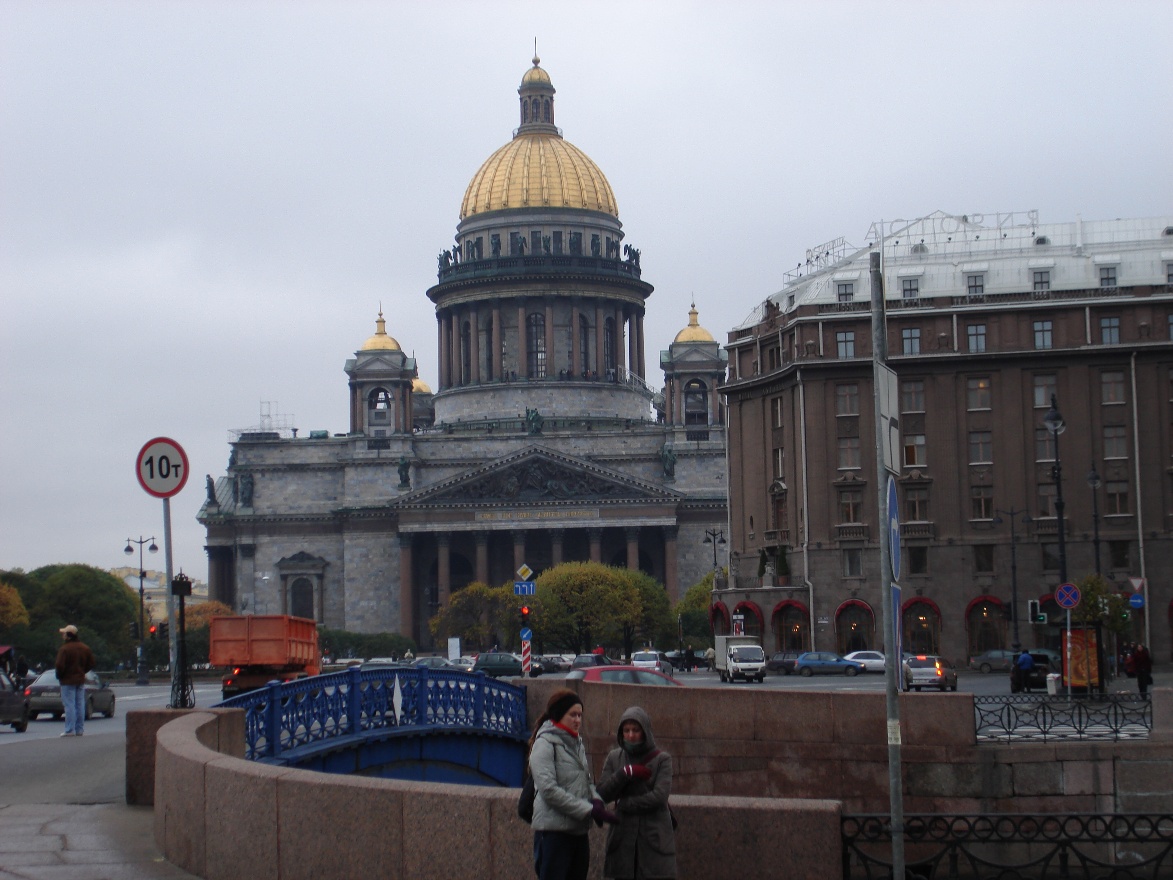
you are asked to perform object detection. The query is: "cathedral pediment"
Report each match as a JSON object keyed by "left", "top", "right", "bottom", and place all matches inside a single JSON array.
[{"left": 399, "top": 446, "right": 680, "bottom": 506}]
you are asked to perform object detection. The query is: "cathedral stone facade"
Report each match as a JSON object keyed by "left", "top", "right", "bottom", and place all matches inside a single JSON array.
[{"left": 198, "top": 58, "right": 729, "bottom": 646}]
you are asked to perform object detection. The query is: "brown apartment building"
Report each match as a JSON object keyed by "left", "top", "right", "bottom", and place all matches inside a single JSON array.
[{"left": 720, "top": 212, "right": 1173, "bottom": 666}]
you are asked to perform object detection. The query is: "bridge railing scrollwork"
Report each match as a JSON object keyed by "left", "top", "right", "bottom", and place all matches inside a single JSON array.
[
  {"left": 973, "top": 693, "right": 1151, "bottom": 743},
  {"left": 217, "top": 666, "right": 528, "bottom": 762}
]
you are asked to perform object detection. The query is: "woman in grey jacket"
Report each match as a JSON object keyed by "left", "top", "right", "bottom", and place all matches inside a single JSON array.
[
  {"left": 595, "top": 706, "right": 677, "bottom": 879},
  {"left": 528, "top": 689, "right": 619, "bottom": 880}
]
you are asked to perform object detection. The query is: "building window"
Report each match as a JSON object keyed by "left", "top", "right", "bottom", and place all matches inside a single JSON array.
[
  {"left": 603, "top": 317, "right": 616, "bottom": 372},
  {"left": 1035, "top": 429, "right": 1056, "bottom": 462},
  {"left": 842, "top": 548, "right": 863, "bottom": 578},
  {"left": 1033, "top": 270, "right": 1051, "bottom": 291},
  {"left": 839, "top": 489, "right": 862, "bottom": 523},
  {"left": 526, "top": 312, "right": 546, "bottom": 378},
  {"left": 1100, "top": 266, "right": 1117, "bottom": 288},
  {"left": 966, "top": 274, "right": 984, "bottom": 297},
  {"left": 1103, "top": 425, "right": 1127, "bottom": 459},
  {"left": 1100, "top": 316, "right": 1120, "bottom": 345},
  {"left": 902, "top": 328, "right": 921, "bottom": 355},
  {"left": 969, "top": 431, "right": 992, "bottom": 464},
  {"left": 1038, "top": 483, "right": 1057, "bottom": 516},
  {"left": 1167, "top": 264, "right": 1173, "bottom": 285},
  {"left": 530, "top": 230, "right": 542, "bottom": 254},
  {"left": 901, "top": 380, "right": 925, "bottom": 413},
  {"left": 684, "top": 380, "right": 708, "bottom": 425},
  {"left": 837, "top": 282, "right": 854, "bottom": 302},
  {"left": 1109, "top": 540, "right": 1130, "bottom": 569},
  {"left": 1033, "top": 320, "right": 1053, "bottom": 350},
  {"left": 1033, "top": 374, "right": 1057, "bottom": 408},
  {"left": 902, "top": 278, "right": 919, "bottom": 299},
  {"left": 579, "top": 314, "right": 591, "bottom": 373},
  {"left": 967, "top": 377, "right": 991, "bottom": 410},
  {"left": 838, "top": 437, "right": 861, "bottom": 469},
  {"left": 973, "top": 545, "right": 995, "bottom": 573},
  {"left": 552, "top": 231, "right": 563, "bottom": 254},
  {"left": 967, "top": 324, "right": 986, "bottom": 353},
  {"left": 1168, "top": 314, "right": 1173, "bottom": 340},
  {"left": 907, "top": 545, "right": 928, "bottom": 575},
  {"left": 1105, "top": 481, "right": 1129, "bottom": 515},
  {"left": 970, "top": 486, "right": 993, "bottom": 520},
  {"left": 903, "top": 433, "right": 926, "bottom": 468},
  {"left": 569, "top": 231, "right": 582, "bottom": 255},
  {"left": 836, "top": 384, "right": 859, "bottom": 416},
  {"left": 1101, "top": 370, "right": 1125, "bottom": 404},
  {"left": 836, "top": 331, "right": 856, "bottom": 358},
  {"left": 773, "top": 447, "right": 784, "bottom": 479},
  {"left": 772, "top": 397, "right": 784, "bottom": 428},
  {"left": 1041, "top": 544, "right": 1060, "bottom": 571},
  {"left": 904, "top": 486, "right": 929, "bottom": 521}
]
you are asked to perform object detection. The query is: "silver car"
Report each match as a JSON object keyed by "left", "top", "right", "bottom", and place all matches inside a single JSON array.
[
  {"left": 631, "top": 650, "right": 674, "bottom": 677},
  {"left": 902, "top": 655, "right": 958, "bottom": 692}
]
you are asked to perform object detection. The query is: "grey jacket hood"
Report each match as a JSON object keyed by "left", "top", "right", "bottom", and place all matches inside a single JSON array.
[{"left": 615, "top": 705, "right": 657, "bottom": 754}]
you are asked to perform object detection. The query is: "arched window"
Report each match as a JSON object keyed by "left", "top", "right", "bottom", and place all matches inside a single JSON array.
[
  {"left": 603, "top": 317, "right": 616, "bottom": 374},
  {"left": 460, "top": 321, "right": 471, "bottom": 385},
  {"left": 531, "top": 97, "right": 540, "bottom": 120},
  {"left": 543, "top": 98, "right": 551, "bottom": 122},
  {"left": 521, "top": 100, "right": 529, "bottom": 123},
  {"left": 290, "top": 577, "right": 314, "bottom": 621},
  {"left": 772, "top": 601, "right": 808, "bottom": 652},
  {"left": 526, "top": 313, "right": 546, "bottom": 378},
  {"left": 710, "top": 602, "right": 730, "bottom": 637},
  {"left": 836, "top": 600, "right": 875, "bottom": 654},
  {"left": 368, "top": 388, "right": 392, "bottom": 422},
  {"left": 684, "top": 379, "right": 708, "bottom": 425},
  {"left": 966, "top": 597, "right": 1006, "bottom": 656},
  {"left": 579, "top": 314, "right": 591, "bottom": 374},
  {"left": 903, "top": 599, "right": 941, "bottom": 655}
]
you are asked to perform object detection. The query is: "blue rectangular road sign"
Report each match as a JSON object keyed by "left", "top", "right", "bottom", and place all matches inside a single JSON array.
[{"left": 514, "top": 581, "right": 535, "bottom": 596}]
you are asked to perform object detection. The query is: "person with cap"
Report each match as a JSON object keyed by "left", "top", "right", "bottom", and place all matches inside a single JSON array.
[
  {"left": 54, "top": 624, "right": 95, "bottom": 737},
  {"left": 528, "top": 688, "right": 618, "bottom": 880},
  {"left": 596, "top": 706, "right": 677, "bottom": 879}
]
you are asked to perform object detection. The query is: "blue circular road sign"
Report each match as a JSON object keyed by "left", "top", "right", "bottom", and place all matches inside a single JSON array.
[
  {"left": 1055, "top": 583, "right": 1081, "bottom": 609},
  {"left": 1129, "top": 593, "right": 1145, "bottom": 609},
  {"left": 886, "top": 476, "right": 900, "bottom": 581}
]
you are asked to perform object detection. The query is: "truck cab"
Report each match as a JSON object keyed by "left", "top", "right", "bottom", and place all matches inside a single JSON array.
[{"left": 715, "top": 635, "right": 766, "bottom": 683}]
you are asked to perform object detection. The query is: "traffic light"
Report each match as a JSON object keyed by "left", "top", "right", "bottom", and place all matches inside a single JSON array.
[
  {"left": 129, "top": 621, "right": 139, "bottom": 640},
  {"left": 520, "top": 605, "right": 531, "bottom": 628},
  {"left": 148, "top": 624, "right": 158, "bottom": 640},
  {"left": 160, "top": 621, "right": 170, "bottom": 640},
  {"left": 1027, "top": 600, "right": 1046, "bottom": 623}
]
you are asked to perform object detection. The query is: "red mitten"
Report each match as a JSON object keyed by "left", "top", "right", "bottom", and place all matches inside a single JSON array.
[{"left": 622, "top": 764, "right": 652, "bottom": 781}]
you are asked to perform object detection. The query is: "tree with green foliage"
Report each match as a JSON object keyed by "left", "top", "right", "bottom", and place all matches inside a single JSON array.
[
  {"left": 317, "top": 628, "right": 415, "bottom": 663},
  {"left": 429, "top": 581, "right": 521, "bottom": 651},
  {"left": 618, "top": 569, "right": 675, "bottom": 657},
  {"left": 533, "top": 562, "right": 640, "bottom": 655},
  {"left": 673, "top": 570, "right": 717, "bottom": 650}
]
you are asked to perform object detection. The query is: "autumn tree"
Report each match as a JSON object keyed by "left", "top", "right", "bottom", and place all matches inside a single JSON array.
[
  {"left": 430, "top": 582, "right": 520, "bottom": 651},
  {"left": 615, "top": 570, "right": 675, "bottom": 658},
  {"left": 184, "top": 600, "right": 235, "bottom": 631},
  {"left": 674, "top": 572, "right": 717, "bottom": 649},
  {"left": 0, "top": 582, "right": 30, "bottom": 632},
  {"left": 533, "top": 562, "right": 641, "bottom": 654}
]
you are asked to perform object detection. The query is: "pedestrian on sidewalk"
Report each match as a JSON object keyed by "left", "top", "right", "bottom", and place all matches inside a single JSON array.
[
  {"left": 1133, "top": 644, "right": 1153, "bottom": 696},
  {"left": 596, "top": 706, "right": 677, "bottom": 880},
  {"left": 528, "top": 688, "right": 618, "bottom": 880},
  {"left": 55, "top": 624, "right": 95, "bottom": 737}
]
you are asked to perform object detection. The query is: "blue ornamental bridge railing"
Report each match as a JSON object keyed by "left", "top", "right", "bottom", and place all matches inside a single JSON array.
[{"left": 215, "top": 666, "right": 529, "bottom": 786}]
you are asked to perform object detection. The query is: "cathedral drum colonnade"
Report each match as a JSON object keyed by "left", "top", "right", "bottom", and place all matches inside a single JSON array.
[{"left": 199, "top": 57, "right": 729, "bottom": 648}]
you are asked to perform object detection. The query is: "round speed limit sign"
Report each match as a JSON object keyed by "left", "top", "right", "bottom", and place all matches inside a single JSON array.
[{"left": 136, "top": 437, "right": 190, "bottom": 498}]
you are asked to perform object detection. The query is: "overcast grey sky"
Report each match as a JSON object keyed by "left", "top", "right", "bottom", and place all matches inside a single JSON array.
[{"left": 2, "top": 1, "right": 1170, "bottom": 579}]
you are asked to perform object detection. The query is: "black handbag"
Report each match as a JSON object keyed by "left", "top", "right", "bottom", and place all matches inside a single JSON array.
[{"left": 518, "top": 772, "right": 536, "bottom": 823}]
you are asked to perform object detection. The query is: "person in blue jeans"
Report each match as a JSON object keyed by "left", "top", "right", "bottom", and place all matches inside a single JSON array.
[{"left": 54, "top": 624, "right": 95, "bottom": 736}]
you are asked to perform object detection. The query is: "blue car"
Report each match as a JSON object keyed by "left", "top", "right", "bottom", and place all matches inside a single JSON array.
[{"left": 794, "top": 651, "right": 865, "bottom": 676}]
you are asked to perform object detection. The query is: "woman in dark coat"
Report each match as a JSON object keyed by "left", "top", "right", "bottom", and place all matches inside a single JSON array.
[{"left": 596, "top": 706, "right": 676, "bottom": 879}]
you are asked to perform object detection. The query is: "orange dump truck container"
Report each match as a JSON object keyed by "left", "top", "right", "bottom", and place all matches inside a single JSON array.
[{"left": 210, "top": 615, "right": 320, "bottom": 699}]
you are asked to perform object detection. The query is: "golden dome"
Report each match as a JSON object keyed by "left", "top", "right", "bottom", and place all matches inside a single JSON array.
[
  {"left": 412, "top": 376, "right": 432, "bottom": 394},
  {"left": 361, "top": 310, "right": 401, "bottom": 351},
  {"left": 674, "top": 305, "right": 715, "bottom": 343},
  {"left": 459, "top": 57, "right": 618, "bottom": 220}
]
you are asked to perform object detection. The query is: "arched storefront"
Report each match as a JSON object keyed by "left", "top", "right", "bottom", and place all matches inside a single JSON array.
[
  {"left": 902, "top": 598, "right": 941, "bottom": 656},
  {"left": 835, "top": 599, "right": 875, "bottom": 655},
  {"left": 732, "top": 601, "right": 763, "bottom": 639},
  {"left": 771, "top": 600, "right": 809, "bottom": 652},
  {"left": 710, "top": 602, "right": 730, "bottom": 637},
  {"left": 965, "top": 595, "right": 1006, "bottom": 657}
]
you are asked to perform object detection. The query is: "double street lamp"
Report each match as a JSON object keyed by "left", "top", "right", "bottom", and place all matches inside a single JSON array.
[
  {"left": 1043, "top": 395, "right": 1068, "bottom": 584},
  {"left": 993, "top": 507, "right": 1031, "bottom": 652},
  {"left": 124, "top": 536, "right": 157, "bottom": 686},
  {"left": 702, "top": 529, "right": 726, "bottom": 582}
]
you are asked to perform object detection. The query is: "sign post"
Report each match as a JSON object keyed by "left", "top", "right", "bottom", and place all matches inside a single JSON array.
[
  {"left": 1054, "top": 582, "right": 1081, "bottom": 699},
  {"left": 135, "top": 437, "right": 189, "bottom": 705}
]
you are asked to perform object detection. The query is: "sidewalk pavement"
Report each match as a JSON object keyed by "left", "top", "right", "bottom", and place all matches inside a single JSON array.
[{"left": 0, "top": 803, "right": 197, "bottom": 880}]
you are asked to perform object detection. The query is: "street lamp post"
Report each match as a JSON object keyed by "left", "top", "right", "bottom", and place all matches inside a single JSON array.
[
  {"left": 993, "top": 508, "right": 1032, "bottom": 652},
  {"left": 124, "top": 536, "right": 158, "bottom": 686},
  {"left": 1087, "top": 462, "right": 1102, "bottom": 576},
  {"left": 702, "top": 529, "right": 726, "bottom": 582},
  {"left": 1043, "top": 395, "right": 1068, "bottom": 584}
]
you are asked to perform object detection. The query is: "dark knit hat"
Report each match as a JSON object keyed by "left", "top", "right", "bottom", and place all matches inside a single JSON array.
[{"left": 546, "top": 689, "right": 583, "bottom": 723}]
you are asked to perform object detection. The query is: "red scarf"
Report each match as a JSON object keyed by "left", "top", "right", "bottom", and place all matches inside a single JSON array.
[{"left": 553, "top": 721, "right": 579, "bottom": 738}]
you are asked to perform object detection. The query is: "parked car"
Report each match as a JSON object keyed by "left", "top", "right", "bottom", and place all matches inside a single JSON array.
[
  {"left": 0, "top": 669, "right": 30, "bottom": 733},
  {"left": 565, "top": 666, "right": 681, "bottom": 686},
  {"left": 968, "top": 649, "right": 1016, "bottom": 673},
  {"left": 539, "top": 654, "right": 572, "bottom": 673},
  {"left": 450, "top": 657, "right": 476, "bottom": 672},
  {"left": 412, "top": 656, "right": 454, "bottom": 670},
  {"left": 794, "top": 652, "right": 865, "bottom": 676},
  {"left": 25, "top": 670, "right": 116, "bottom": 720},
  {"left": 766, "top": 651, "right": 801, "bottom": 675},
  {"left": 844, "top": 650, "right": 887, "bottom": 673},
  {"left": 572, "top": 653, "right": 620, "bottom": 668},
  {"left": 473, "top": 652, "right": 523, "bottom": 677},
  {"left": 631, "top": 650, "right": 674, "bottom": 677},
  {"left": 903, "top": 655, "right": 959, "bottom": 691},
  {"left": 1010, "top": 651, "right": 1056, "bottom": 692}
]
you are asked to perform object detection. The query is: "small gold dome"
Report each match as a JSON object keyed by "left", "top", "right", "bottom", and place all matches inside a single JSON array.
[
  {"left": 674, "top": 305, "right": 715, "bottom": 343},
  {"left": 412, "top": 376, "right": 432, "bottom": 394},
  {"left": 521, "top": 55, "right": 551, "bottom": 86},
  {"left": 361, "top": 310, "right": 401, "bottom": 351}
]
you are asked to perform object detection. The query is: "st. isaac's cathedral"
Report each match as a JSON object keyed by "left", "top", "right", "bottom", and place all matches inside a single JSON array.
[{"left": 199, "top": 57, "right": 729, "bottom": 646}]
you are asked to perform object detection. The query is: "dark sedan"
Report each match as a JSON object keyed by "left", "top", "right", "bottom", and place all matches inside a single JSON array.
[
  {"left": 767, "top": 651, "right": 800, "bottom": 675},
  {"left": 0, "top": 669, "right": 29, "bottom": 732},
  {"left": 25, "top": 670, "right": 116, "bottom": 721}
]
